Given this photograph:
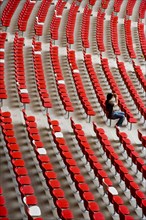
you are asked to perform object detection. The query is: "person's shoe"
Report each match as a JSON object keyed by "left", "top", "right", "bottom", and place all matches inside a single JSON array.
[{"left": 115, "top": 124, "right": 127, "bottom": 128}]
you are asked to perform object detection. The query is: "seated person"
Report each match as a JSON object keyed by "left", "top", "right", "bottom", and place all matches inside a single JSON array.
[{"left": 105, "top": 93, "right": 125, "bottom": 127}]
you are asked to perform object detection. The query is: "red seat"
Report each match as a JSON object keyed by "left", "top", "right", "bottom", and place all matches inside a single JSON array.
[
  {"left": 45, "top": 171, "right": 57, "bottom": 180},
  {"left": 23, "top": 195, "right": 38, "bottom": 206},
  {"left": 0, "top": 196, "right": 5, "bottom": 205},
  {"left": 52, "top": 188, "right": 65, "bottom": 200},
  {"left": 37, "top": 155, "right": 50, "bottom": 163},
  {"left": 112, "top": 196, "right": 124, "bottom": 213},
  {"left": 118, "top": 205, "right": 130, "bottom": 220},
  {"left": 17, "top": 176, "right": 31, "bottom": 185},
  {"left": 60, "top": 209, "right": 73, "bottom": 220},
  {"left": 12, "top": 159, "right": 25, "bottom": 167},
  {"left": 92, "top": 211, "right": 105, "bottom": 220},
  {"left": 41, "top": 163, "right": 53, "bottom": 171},
  {"left": 135, "top": 190, "right": 146, "bottom": 207},
  {"left": 10, "top": 151, "right": 22, "bottom": 159},
  {"left": 15, "top": 167, "right": 28, "bottom": 176},
  {"left": 20, "top": 185, "right": 34, "bottom": 196},
  {"left": 0, "top": 206, "right": 7, "bottom": 217},
  {"left": 56, "top": 198, "right": 69, "bottom": 209},
  {"left": 142, "top": 199, "right": 146, "bottom": 216},
  {"left": 82, "top": 191, "right": 95, "bottom": 207},
  {"left": 77, "top": 183, "right": 89, "bottom": 196},
  {"left": 48, "top": 179, "right": 61, "bottom": 189}
]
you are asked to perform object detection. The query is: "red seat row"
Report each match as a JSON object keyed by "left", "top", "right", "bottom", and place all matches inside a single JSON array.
[
  {"left": 14, "top": 32, "right": 30, "bottom": 107},
  {"left": 18, "top": 0, "right": 36, "bottom": 33},
  {"left": 132, "top": 60, "right": 146, "bottom": 91},
  {"left": 32, "top": 38, "right": 52, "bottom": 111},
  {"left": 1, "top": 0, "right": 20, "bottom": 28},
  {"left": 0, "top": 32, "right": 7, "bottom": 105},
  {"left": 138, "top": 0, "right": 146, "bottom": 19},
  {"left": 117, "top": 59, "right": 146, "bottom": 121},
  {"left": 50, "top": 41, "right": 74, "bottom": 116},
  {"left": 81, "top": 5, "right": 92, "bottom": 49},
  {"left": 47, "top": 114, "right": 104, "bottom": 220},
  {"left": 71, "top": 117, "right": 134, "bottom": 219},
  {"left": 101, "top": 0, "right": 110, "bottom": 9},
  {"left": 34, "top": 0, "right": 52, "bottom": 37},
  {"left": 113, "top": 0, "right": 123, "bottom": 13},
  {"left": 101, "top": 56, "right": 137, "bottom": 128},
  {"left": 124, "top": 19, "right": 136, "bottom": 59},
  {"left": 66, "top": 2, "right": 79, "bottom": 45},
  {"left": 110, "top": 13, "right": 121, "bottom": 55},
  {"left": 22, "top": 110, "right": 73, "bottom": 220},
  {"left": 96, "top": 10, "right": 105, "bottom": 52},
  {"left": 116, "top": 126, "right": 146, "bottom": 181},
  {"left": 89, "top": 0, "right": 96, "bottom": 6},
  {"left": 126, "top": 0, "right": 136, "bottom": 16},
  {"left": 137, "top": 20, "right": 146, "bottom": 59},
  {"left": 50, "top": 0, "right": 66, "bottom": 40},
  {"left": 93, "top": 121, "right": 146, "bottom": 218},
  {"left": 67, "top": 47, "right": 95, "bottom": 121},
  {"left": 0, "top": 111, "right": 42, "bottom": 220},
  {"left": 137, "top": 129, "right": 146, "bottom": 149},
  {"left": 83, "top": 53, "right": 106, "bottom": 113}
]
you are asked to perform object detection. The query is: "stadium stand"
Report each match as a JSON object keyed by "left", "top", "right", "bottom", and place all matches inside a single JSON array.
[{"left": 0, "top": 0, "right": 145, "bottom": 219}]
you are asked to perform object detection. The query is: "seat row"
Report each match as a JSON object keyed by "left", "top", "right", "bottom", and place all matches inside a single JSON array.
[
  {"left": 137, "top": 20, "right": 146, "bottom": 59},
  {"left": 110, "top": 13, "right": 121, "bottom": 55},
  {"left": 0, "top": 186, "right": 9, "bottom": 219},
  {"left": 138, "top": 0, "right": 145, "bottom": 19},
  {"left": 93, "top": 121, "right": 146, "bottom": 218},
  {"left": 101, "top": 56, "right": 137, "bottom": 129},
  {"left": 96, "top": 10, "right": 105, "bottom": 52},
  {"left": 1, "top": 0, "right": 20, "bottom": 28},
  {"left": 113, "top": 0, "right": 123, "bottom": 13},
  {"left": 0, "top": 111, "right": 42, "bottom": 220},
  {"left": 34, "top": 0, "right": 52, "bottom": 37},
  {"left": 126, "top": 0, "right": 136, "bottom": 17},
  {"left": 67, "top": 47, "right": 95, "bottom": 122},
  {"left": 66, "top": 1, "right": 79, "bottom": 45},
  {"left": 101, "top": 0, "right": 110, "bottom": 9},
  {"left": 116, "top": 126, "right": 146, "bottom": 181},
  {"left": 71, "top": 117, "right": 134, "bottom": 219},
  {"left": 14, "top": 32, "right": 30, "bottom": 108},
  {"left": 117, "top": 59, "right": 146, "bottom": 121},
  {"left": 18, "top": 0, "right": 36, "bottom": 33},
  {"left": 81, "top": 5, "right": 92, "bottom": 49},
  {"left": 47, "top": 114, "right": 105, "bottom": 220},
  {"left": 89, "top": 0, "right": 96, "bottom": 6},
  {"left": 124, "top": 19, "right": 136, "bottom": 59},
  {"left": 50, "top": 41, "right": 74, "bottom": 116},
  {"left": 137, "top": 129, "right": 146, "bottom": 149},
  {"left": 83, "top": 53, "right": 106, "bottom": 114},
  {"left": 50, "top": 0, "right": 66, "bottom": 41},
  {"left": 32, "top": 38, "right": 52, "bottom": 111},
  {"left": 0, "top": 32, "right": 7, "bottom": 106},
  {"left": 132, "top": 60, "right": 146, "bottom": 92},
  {"left": 22, "top": 109, "right": 73, "bottom": 220}
]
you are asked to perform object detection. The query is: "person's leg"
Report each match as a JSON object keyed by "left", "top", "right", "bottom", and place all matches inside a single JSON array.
[
  {"left": 112, "top": 111, "right": 125, "bottom": 127},
  {"left": 116, "top": 111, "right": 125, "bottom": 126}
]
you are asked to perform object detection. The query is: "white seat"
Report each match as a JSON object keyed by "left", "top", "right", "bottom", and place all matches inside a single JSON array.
[
  {"left": 108, "top": 187, "right": 118, "bottom": 195},
  {"left": 20, "top": 89, "right": 28, "bottom": 94},
  {"left": 34, "top": 51, "right": 41, "bottom": 54},
  {"left": 28, "top": 205, "right": 41, "bottom": 217},
  {"left": 54, "top": 132, "right": 63, "bottom": 138},
  {"left": 58, "top": 80, "right": 65, "bottom": 84},
  {"left": 73, "top": 69, "right": 80, "bottom": 74},
  {"left": 36, "top": 148, "right": 47, "bottom": 155}
]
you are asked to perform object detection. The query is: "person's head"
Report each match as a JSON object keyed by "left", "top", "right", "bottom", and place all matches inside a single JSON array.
[{"left": 106, "top": 93, "right": 113, "bottom": 101}]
